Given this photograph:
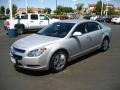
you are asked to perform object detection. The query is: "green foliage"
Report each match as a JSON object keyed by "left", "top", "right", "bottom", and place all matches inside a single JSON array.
[
  {"left": 0, "top": 6, "right": 5, "bottom": 15},
  {"left": 44, "top": 8, "right": 52, "bottom": 14},
  {"left": 108, "top": 8, "right": 115, "bottom": 15},
  {"left": 6, "top": 8, "right": 10, "bottom": 14},
  {"left": 96, "top": 0, "right": 102, "bottom": 13},
  {"left": 63, "top": 7, "right": 73, "bottom": 13},
  {"left": 76, "top": 3, "right": 84, "bottom": 12},
  {"left": 54, "top": 5, "right": 73, "bottom": 15},
  {"left": 56, "top": 5, "right": 64, "bottom": 15},
  {"left": 27, "top": 7, "right": 33, "bottom": 13},
  {"left": 12, "top": 4, "right": 17, "bottom": 16}
]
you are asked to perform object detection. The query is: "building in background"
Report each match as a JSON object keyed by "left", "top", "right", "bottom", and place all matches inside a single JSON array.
[
  {"left": 17, "top": 7, "right": 44, "bottom": 14},
  {"left": 114, "top": 7, "right": 120, "bottom": 14},
  {"left": 88, "top": 3, "right": 114, "bottom": 14},
  {"left": 88, "top": 4, "right": 96, "bottom": 12}
]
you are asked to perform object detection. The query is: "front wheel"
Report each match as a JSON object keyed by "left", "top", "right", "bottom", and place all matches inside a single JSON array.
[
  {"left": 49, "top": 51, "right": 68, "bottom": 73},
  {"left": 101, "top": 38, "right": 109, "bottom": 51}
]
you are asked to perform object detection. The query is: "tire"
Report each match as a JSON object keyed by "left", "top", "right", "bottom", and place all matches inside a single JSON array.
[
  {"left": 101, "top": 38, "right": 109, "bottom": 51},
  {"left": 49, "top": 51, "right": 68, "bottom": 73},
  {"left": 17, "top": 26, "right": 24, "bottom": 35}
]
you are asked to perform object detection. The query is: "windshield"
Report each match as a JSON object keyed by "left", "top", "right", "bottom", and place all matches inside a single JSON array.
[{"left": 37, "top": 22, "right": 75, "bottom": 38}]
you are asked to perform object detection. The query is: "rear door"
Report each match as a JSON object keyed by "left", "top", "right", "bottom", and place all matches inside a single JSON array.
[
  {"left": 86, "top": 22, "right": 103, "bottom": 50},
  {"left": 39, "top": 14, "right": 49, "bottom": 28}
]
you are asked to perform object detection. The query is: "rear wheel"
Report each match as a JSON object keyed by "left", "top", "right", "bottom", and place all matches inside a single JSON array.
[
  {"left": 101, "top": 38, "right": 109, "bottom": 51},
  {"left": 50, "top": 51, "right": 68, "bottom": 73}
]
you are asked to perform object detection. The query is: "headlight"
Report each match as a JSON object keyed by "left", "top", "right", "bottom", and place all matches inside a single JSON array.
[{"left": 28, "top": 48, "right": 47, "bottom": 57}]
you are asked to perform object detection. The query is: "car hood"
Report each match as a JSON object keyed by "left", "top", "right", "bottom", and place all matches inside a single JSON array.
[{"left": 13, "top": 34, "right": 61, "bottom": 50}]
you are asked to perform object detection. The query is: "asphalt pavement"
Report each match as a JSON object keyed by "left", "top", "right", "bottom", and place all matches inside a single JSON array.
[{"left": 0, "top": 20, "right": 120, "bottom": 90}]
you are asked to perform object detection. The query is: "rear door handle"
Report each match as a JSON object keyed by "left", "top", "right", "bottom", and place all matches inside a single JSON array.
[
  {"left": 40, "top": 21, "right": 43, "bottom": 23},
  {"left": 31, "top": 21, "right": 34, "bottom": 23}
]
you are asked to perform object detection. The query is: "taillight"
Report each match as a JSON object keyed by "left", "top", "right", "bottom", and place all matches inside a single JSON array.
[{"left": 6, "top": 21, "right": 10, "bottom": 26}]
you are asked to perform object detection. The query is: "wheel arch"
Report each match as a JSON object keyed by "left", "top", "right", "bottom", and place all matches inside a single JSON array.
[
  {"left": 50, "top": 48, "right": 69, "bottom": 61},
  {"left": 102, "top": 35, "right": 110, "bottom": 43}
]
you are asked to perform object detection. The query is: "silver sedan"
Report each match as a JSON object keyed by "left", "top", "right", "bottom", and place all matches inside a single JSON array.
[{"left": 10, "top": 19, "right": 111, "bottom": 72}]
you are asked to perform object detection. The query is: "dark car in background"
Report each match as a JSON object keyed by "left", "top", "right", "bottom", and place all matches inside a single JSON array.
[
  {"left": 83, "top": 15, "right": 92, "bottom": 20},
  {"left": 96, "top": 16, "right": 107, "bottom": 22},
  {"left": 105, "top": 16, "right": 116, "bottom": 23}
]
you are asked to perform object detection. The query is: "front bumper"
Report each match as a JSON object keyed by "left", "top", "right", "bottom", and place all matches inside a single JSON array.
[{"left": 10, "top": 52, "right": 49, "bottom": 70}]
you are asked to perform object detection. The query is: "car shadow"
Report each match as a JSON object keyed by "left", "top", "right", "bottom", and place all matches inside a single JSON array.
[
  {"left": 68, "top": 50, "right": 101, "bottom": 66},
  {"left": 15, "top": 50, "right": 101, "bottom": 76},
  {"left": 15, "top": 66, "right": 50, "bottom": 76}
]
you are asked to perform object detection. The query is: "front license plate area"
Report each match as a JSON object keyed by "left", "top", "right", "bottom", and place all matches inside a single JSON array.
[{"left": 15, "top": 59, "right": 22, "bottom": 66}]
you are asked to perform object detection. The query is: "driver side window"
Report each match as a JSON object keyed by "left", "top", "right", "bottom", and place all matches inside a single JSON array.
[{"left": 74, "top": 23, "right": 87, "bottom": 34}]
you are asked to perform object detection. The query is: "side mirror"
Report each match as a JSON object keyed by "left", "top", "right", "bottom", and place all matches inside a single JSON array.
[{"left": 73, "top": 32, "right": 82, "bottom": 36}]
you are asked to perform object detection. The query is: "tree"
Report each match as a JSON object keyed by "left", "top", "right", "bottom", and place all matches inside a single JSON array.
[
  {"left": 6, "top": 8, "right": 10, "bottom": 14},
  {"left": 56, "top": 5, "right": 64, "bottom": 15},
  {"left": 12, "top": 4, "right": 17, "bottom": 16},
  {"left": 108, "top": 8, "right": 115, "bottom": 15},
  {"left": 54, "top": 5, "right": 73, "bottom": 15},
  {"left": 44, "top": 8, "right": 52, "bottom": 14},
  {"left": 76, "top": 3, "right": 84, "bottom": 12},
  {"left": 63, "top": 7, "right": 73, "bottom": 14},
  {"left": 95, "top": 0, "right": 102, "bottom": 14},
  {"left": 27, "top": 7, "right": 33, "bottom": 13},
  {"left": 0, "top": 6, "right": 5, "bottom": 15}
]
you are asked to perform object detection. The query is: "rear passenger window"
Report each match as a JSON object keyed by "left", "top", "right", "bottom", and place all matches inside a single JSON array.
[
  {"left": 31, "top": 14, "right": 38, "bottom": 20},
  {"left": 87, "top": 22, "right": 101, "bottom": 32},
  {"left": 39, "top": 15, "right": 49, "bottom": 20}
]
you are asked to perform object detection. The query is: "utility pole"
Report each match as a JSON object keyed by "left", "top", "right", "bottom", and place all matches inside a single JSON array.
[
  {"left": 101, "top": 0, "right": 104, "bottom": 16},
  {"left": 9, "top": 0, "right": 12, "bottom": 20},
  {"left": 106, "top": 0, "right": 108, "bottom": 16},
  {"left": 26, "top": 0, "right": 28, "bottom": 14},
  {"left": 56, "top": 0, "right": 57, "bottom": 15},
  {"left": 56, "top": 0, "right": 57, "bottom": 10}
]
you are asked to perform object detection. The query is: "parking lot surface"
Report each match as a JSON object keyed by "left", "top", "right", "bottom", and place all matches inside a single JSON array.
[{"left": 0, "top": 20, "right": 120, "bottom": 90}]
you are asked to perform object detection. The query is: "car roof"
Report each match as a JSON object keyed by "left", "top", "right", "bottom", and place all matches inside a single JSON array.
[{"left": 58, "top": 19, "right": 95, "bottom": 24}]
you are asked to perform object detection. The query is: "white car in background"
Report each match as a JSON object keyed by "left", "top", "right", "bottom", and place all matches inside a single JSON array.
[
  {"left": 111, "top": 16, "right": 120, "bottom": 24},
  {"left": 90, "top": 15, "right": 100, "bottom": 20},
  {"left": 4, "top": 13, "right": 59, "bottom": 34}
]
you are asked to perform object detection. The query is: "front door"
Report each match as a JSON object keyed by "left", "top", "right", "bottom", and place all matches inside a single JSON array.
[{"left": 68, "top": 23, "right": 92, "bottom": 59}]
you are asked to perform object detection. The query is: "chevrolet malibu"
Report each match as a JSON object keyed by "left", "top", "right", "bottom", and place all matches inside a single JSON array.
[{"left": 10, "top": 19, "right": 111, "bottom": 72}]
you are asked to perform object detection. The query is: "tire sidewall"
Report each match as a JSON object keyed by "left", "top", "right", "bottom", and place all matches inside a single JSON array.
[
  {"left": 101, "top": 38, "right": 109, "bottom": 51},
  {"left": 49, "top": 51, "right": 67, "bottom": 73}
]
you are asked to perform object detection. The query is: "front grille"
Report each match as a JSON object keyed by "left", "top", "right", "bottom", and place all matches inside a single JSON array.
[
  {"left": 12, "top": 53, "right": 22, "bottom": 60},
  {"left": 13, "top": 47, "right": 25, "bottom": 53}
]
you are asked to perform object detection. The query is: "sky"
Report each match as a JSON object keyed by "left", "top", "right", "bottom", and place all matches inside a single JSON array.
[{"left": 0, "top": 0, "right": 120, "bottom": 10}]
